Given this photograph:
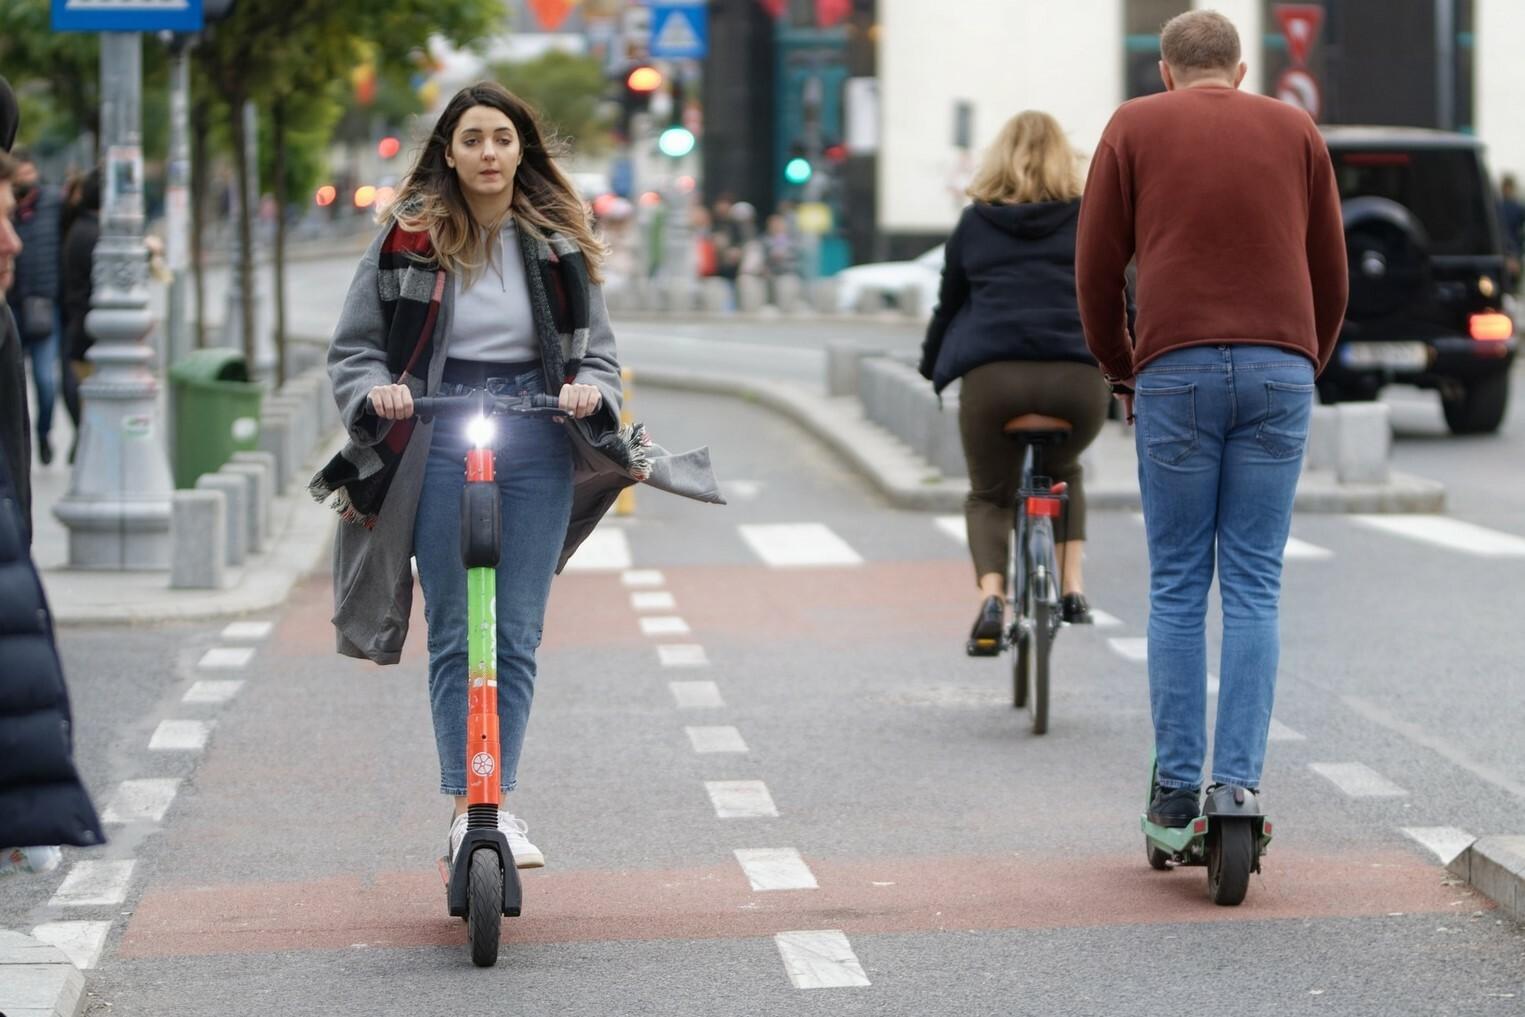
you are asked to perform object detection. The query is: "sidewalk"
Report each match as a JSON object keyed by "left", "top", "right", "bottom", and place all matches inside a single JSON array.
[
  {"left": 0, "top": 929, "right": 86, "bottom": 1017},
  {"left": 635, "top": 366, "right": 1447, "bottom": 514}
]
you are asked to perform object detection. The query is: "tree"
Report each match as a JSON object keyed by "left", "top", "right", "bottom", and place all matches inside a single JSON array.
[{"left": 494, "top": 51, "right": 612, "bottom": 157}]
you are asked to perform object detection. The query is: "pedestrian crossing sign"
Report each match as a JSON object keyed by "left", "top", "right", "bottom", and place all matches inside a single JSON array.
[{"left": 649, "top": 2, "right": 707, "bottom": 60}]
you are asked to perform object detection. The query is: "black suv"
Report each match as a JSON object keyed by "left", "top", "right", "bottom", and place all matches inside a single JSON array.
[{"left": 1320, "top": 127, "right": 1517, "bottom": 434}]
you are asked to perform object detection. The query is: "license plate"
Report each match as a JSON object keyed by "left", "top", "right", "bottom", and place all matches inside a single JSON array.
[{"left": 1340, "top": 342, "right": 1429, "bottom": 370}]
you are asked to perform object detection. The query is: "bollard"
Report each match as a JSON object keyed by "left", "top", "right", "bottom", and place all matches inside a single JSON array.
[
  {"left": 1306, "top": 404, "right": 1338, "bottom": 472},
  {"left": 701, "top": 277, "right": 732, "bottom": 313},
  {"left": 896, "top": 282, "right": 924, "bottom": 317},
  {"left": 826, "top": 341, "right": 879, "bottom": 398},
  {"left": 772, "top": 274, "right": 804, "bottom": 314},
  {"left": 196, "top": 472, "right": 249, "bottom": 566},
  {"left": 663, "top": 277, "right": 697, "bottom": 314},
  {"left": 1336, "top": 403, "right": 1391, "bottom": 485},
  {"left": 616, "top": 367, "right": 636, "bottom": 517},
  {"left": 170, "top": 489, "right": 227, "bottom": 590},
  {"left": 737, "top": 274, "right": 767, "bottom": 313},
  {"left": 810, "top": 277, "right": 841, "bottom": 314},
  {"left": 228, "top": 450, "right": 277, "bottom": 548},
  {"left": 932, "top": 394, "right": 968, "bottom": 478},
  {"left": 256, "top": 410, "right": 294, "bottom": 495}
]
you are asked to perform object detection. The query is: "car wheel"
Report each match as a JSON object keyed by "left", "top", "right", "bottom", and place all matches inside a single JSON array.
[{"left": 1442, "top": 371, "right": 1510, "bottom": 435}]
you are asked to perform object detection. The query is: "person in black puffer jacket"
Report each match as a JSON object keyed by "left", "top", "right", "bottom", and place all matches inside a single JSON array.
[{"left": 919, "top": 110, "right": 1112, "bottom": 653}]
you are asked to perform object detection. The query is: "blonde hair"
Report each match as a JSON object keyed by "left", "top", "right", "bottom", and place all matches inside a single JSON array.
[
  {"left": 386, "top": 81, "right": 604, "bottom": 285},
  {"left": 1160, "top": 10, "right": 1241, "bottom": 73},
  {"left": 966, "top": 111, "right": 1082, "bottom": 206}
]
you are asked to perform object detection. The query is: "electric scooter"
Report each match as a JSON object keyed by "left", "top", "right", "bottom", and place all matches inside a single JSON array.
[
  {"left": 413, "top": 390, "right": 565, "bottom": 966},
  {"left": 1141, "top": 755, "right": 1273, "bottom": 906}
]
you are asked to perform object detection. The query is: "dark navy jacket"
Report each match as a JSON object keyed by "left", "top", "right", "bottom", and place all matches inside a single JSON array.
[
  {"left": 919, "top": 199, "right": 1096, "bottom": 393},
  {"left": 0, "top": 435, "right": 103, "bottom": 850}
]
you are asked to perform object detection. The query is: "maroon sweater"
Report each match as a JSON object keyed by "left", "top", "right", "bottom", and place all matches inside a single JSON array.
[{"left": 1076, "top": 86, "right": 1348, "bottom": 381}]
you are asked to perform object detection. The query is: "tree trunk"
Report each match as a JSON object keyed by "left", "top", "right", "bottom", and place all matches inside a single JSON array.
[
  {"left": 229, "top": 95, "right": 257, "bottom": 369},
  {"left": 272, "top": 97, "right": 289, "bottom": 387},
  {"left": 190, "top": 97, "right": 210, "bottom": 348}
]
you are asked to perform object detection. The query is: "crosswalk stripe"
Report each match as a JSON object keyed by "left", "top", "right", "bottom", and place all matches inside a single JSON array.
[
  {"left": 148, "top": 719, "right": 214, "bottom": 752},
  {"left": 735, "top": 848, "right": 818, "bottom": 891},
  {"left": 102, "top": 779, "right": 181, "bottom": 824},
  {"left": 1268, "top": 718, "right": 1306, "bottom": 742},
  {"left": 657, "top": 644, "right": 709, "bottom": 668},
  {"left": 1400, "top": 826, "right": 1476, "bottom": 865},
  {"left": 631, "top": 590, "right": 676, "bottom": 612},
  {"left": 183, "top": 680, "right": 244, "bottom": 704},
  {"left": 705, "top": 780, "right": 779, "bottom": 818},
  {"left": 564, "top": 528, "right": 633, "bottom": 571},
  {"left": 739, "top": 523, "right": 863, "bottom": 567},
  {"left": 686, "top": 726, "right": 749, "bottom": 754},
  {"left": 1353, "top": 515, "right": 1525, "bottom": 557},
  {"left": 1089, "top": 609, "right": 1123, "bottom": 628},
  {"left": 31, "top": 921, "right": 112, "bottom": 970},
  {"left": 1107, "top": 637, "right": 1149, "bottom": 663},
  {"left": 220, "top": 620, "right": 273, "bottom": 641},
  {"left": 1284, "top": 537, "right": 1334, "bottom": 560},
  {"left": 934, "top": 516, "right": 966, "bottom": 544},
  {"left": 669, "top": 681, "right": 724, "bottom": 708},
  {"left": 50, "top": 861, "right": 136, "bottom": 907},
  {"left": 774, "top": 930, "right": 871, "bottom": 989},
  {"left": 1309, "top": 762, "right": 1408, "bottom": 798},
  {"left": 197, "top": 647, "right": 254, "bottom": 670}
]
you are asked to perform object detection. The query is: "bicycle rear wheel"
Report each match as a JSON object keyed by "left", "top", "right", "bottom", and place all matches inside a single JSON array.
[{"left": 1029, "top": 595, "right": 1051, "bottom": 735}]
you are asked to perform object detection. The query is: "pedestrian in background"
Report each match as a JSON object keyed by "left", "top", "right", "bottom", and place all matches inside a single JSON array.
[
  {"left": 763, "top": 212, "right": 800, "bottom": 279},
  {"left": 60, "top": 168, "right": 100, "bottom": 464},
  {"left": 0, "top": 77, "right": 30, "bottom": 537},
  {"left": 5, "top": 149, "right": 64, "bottom": 466},
  {"left": 919, "top": 110, "right": 1110, "bottom": 652},
  {"left": 1076, "top": 10, "right": 1347, "bottom": 829},
  {"left": 1499, "top": 174, "right": 1523, "bottom": 293}
]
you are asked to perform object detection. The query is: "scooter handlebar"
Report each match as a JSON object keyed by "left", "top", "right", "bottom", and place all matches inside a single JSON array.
[{"left": 410, "top": 393, "right": 562, "bottom": 421}]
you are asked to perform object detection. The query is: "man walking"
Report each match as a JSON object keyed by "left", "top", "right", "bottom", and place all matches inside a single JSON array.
[
  {"left": 1075, "top": 10, "right": 1347, "bottom": 826},
  {"left": 6, "top": 149, "right": 64, "bottom": 465}
]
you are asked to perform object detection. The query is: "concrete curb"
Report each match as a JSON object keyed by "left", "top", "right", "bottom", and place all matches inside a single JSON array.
[
  {"left": 42, "top": 434, "right": 343, "bottom": 626},
  {"left": 1449, "top": 836, "right": 1525, "bottom": 925},
  {"left": 634, "top": 367, "right": 1447, "bottom": 514},
  {"left": 0, "top": 928, "right": 85, "bottom": 1017}
]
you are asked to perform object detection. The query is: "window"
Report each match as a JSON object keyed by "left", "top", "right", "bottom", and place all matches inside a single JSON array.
[{"left": 1124, "top": 1, "right": 1191, "bottom": 99}]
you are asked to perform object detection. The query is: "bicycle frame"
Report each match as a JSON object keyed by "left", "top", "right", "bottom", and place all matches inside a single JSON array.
[{"left": 1008, "top": 443, "right": 1065, "bottom": 639}]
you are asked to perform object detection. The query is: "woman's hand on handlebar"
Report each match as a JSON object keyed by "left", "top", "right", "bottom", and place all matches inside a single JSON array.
[
  {"left": 559, "top": 383, "right": 602, "bottom": 420},
  {"left": 368, "top": 383, "right": 414, "bottom": 420}
]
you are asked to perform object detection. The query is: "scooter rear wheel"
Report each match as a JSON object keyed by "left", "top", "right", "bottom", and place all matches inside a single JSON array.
[
  {"left": 1206, "top": 818, "right": 1254, "bottom": 905},
  {"left": 1146, "top": 842, "right": 1172, "bottom": 871},
  {"left": 467, "top": 847, "right": 503, "bottom": 966}
]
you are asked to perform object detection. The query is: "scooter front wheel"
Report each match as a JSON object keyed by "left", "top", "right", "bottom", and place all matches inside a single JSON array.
[
  {"left": 1206, "top": 818, "right": 1254, "bottom": 905},
  {"left": 467, "top": 847, "right": 504, "bottom": 966}
]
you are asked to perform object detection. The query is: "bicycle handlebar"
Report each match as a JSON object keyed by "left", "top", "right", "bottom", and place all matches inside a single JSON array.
[{"left": 410, "top": 393, "right": 564, "bottom": 422}]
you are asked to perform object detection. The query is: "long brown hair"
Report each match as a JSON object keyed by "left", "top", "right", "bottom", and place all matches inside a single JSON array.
[
  {"left": 966, "top": 111, "right": 1083, "bottom": 206},
  {"left": 386, "top": 81, "right": 604, "bottom": 284}
]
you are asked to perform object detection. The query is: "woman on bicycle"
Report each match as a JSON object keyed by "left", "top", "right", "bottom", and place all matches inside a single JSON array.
[
  {"left": 919, "top": 110, "right": 1111, "bottom": 652},
  {"left": 314, "top": 83, "right": 719, "bottom": 870}
]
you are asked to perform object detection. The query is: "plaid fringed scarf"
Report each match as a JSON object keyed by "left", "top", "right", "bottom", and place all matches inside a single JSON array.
[{"left": 308, "top": 220, "right": 597, "bottom": 527}]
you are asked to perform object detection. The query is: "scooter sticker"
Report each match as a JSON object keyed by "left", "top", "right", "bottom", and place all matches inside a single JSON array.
[{"left": 471, "top": 752, "right": 496, "bottom": 777}]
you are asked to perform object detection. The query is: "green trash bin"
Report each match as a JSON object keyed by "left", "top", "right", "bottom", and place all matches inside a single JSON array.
[{"left": 169, "top": 348, "right": 264, "bottom": 489}]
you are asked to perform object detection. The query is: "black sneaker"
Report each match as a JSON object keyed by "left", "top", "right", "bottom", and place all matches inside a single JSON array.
[
  {"left": 965, "top": 595, "right": 1004, "bottom": 656},
  {"left": 1061, "top": 593, "right": 1092, "bottom": 624},
  {"left": 1147, "top": 785, "right": 1201, "bottom": 828},
  {"left": 38, "top": 434, "right": 53, "bottom": 466}
]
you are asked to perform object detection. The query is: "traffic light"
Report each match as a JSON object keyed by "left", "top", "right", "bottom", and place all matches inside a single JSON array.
[
  {"left": 784, "top": 156, "right": 812, "bottom": 186},
  {"left": 659, "top": 126, "right": 695, "bottom": 158},
  {"left": 616, "top": 64, "right": 662, "bottom": 141}
]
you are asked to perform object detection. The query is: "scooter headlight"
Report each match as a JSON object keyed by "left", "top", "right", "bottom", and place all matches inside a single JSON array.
[{"left": 466, "top": 415, "right": 496, "bottom": 448}]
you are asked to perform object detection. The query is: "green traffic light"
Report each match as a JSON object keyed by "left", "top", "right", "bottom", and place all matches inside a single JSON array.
[
  {"left": 659, "top": 126, "right": 696, "bottom": 158},
  {"left": 784, "top": 157, "right": 812, "bottom": 185}
]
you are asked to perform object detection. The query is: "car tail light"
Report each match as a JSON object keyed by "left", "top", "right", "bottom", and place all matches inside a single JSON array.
[{"left": 1470, "top": 313, "right": 1513, "bottom": 341}]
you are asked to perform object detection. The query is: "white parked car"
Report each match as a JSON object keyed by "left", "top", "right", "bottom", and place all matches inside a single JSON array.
[{"left": 834, "top": 245, "right": 944, "bottom": 315}]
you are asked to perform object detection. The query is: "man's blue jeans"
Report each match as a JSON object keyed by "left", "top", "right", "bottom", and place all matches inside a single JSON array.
[
  {"left": 412, "top": 368, "right": 573, "bottom": 796},
  {"left": 23, "top": 309, "right": 61, "bottom": 441},
  {"left": 1134, "top": 345, "right": 1314, "bottom": 791}
]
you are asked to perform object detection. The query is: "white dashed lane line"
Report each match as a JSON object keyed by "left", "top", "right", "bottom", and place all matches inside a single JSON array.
[
  {"left": 1267, "top": 718, "right": 1306, "bottom": 742},
  {"left": 669, "top": 681, "right": 724, "bottom": 709},
  {"left": 182, "top": 679, "right": 244, "bottom": 704},
  {"left": 705, "top": 780, "right": 779, "bottom": 819},
  {"left": 622, "top": 569, "right": 665, "bottom": 587},
  {"left": 148, "top": 719, "right": 214, "bottom": 752},
  {"left": 739, "top": 523, "right": 863, "bottom": 568},
  {"left": 734, "top": 848, "right": 818, "bottom": 891},
  {"left": 101, "top": 779, "right": 181, "bottom": 824},
  {"left": 1401, "top": 826, "right": 1476, "bottom": 865},
  {"left": 1088, "top": 609, "right": 1123, "bottom": 629},
  {"left": 639, "top": 616, "right": 691, "bottom": 637},
  {"left": 197, "top": 646, "right": 255, "bottom": 670},
  {"left": 774, "top": 930, "right": 871, "bottom": 989},
  {"left": 1107, "top": 637, "right": 1148, "bottom": 663},
  {"left": 630, "top": 590, "right": 676, "bottom": 612},
  {"left": 686, "top": 726, "right": 749, "bottom": 754},
  {"left": 220, "top": 620, "right": 273, "bottom": 641},
  {"left": 31, "top": 921, "right": 112, "bottom": 970},
  {"left": 563, "top": 528, "right": 633, "bottom": 571},
  {"left": 49, "top": 861, "right": 136, "bottom": 908},
  {"left": 657, "top": 644, "right": 709, "bottom": 668},
  {"left": 1352, "top": 515, "right": 1525, "bottom": 557},
  {"left": 1309, "top": 762, "right": 1409, "bottom": 799}
]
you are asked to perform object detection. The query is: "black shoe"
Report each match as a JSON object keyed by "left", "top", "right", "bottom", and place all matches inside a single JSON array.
[
  {"left": 37, "top": 435, "right": 52, "bottom": 466},
  {"left": 1147, "top": 785, "right": 1201, "bottom": 828},
  {"left": 1061, "top": 593, "right": 1092, "bottom": 624},
  {"left": 965, "top": 595, "right": 1004, "bottom": 656}
]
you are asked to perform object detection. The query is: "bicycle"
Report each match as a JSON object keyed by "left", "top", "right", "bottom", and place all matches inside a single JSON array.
[
  {"left": 968, "top": 413, "right": 1072, "bottom": 735},
  {"left": 411, "top": 389, "right": 566, "bottom": 967}
]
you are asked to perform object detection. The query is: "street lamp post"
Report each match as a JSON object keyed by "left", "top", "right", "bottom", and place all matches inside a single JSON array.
[{"left": 53, "top": 32, "right": 176, "bottom": 569}]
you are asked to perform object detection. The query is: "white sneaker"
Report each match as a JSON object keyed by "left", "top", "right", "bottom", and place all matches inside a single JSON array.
[{"left": 449, "top": 811, "right": 545, "bottom": 869}]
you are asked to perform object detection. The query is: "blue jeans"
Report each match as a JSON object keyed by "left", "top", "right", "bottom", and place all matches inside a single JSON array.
[
  {"left": 1134, "top": 345, "right": 1314, "bottom": 791},
  {"left": 24, "top": 310, "right": 61, "bottom": 441},
  {"left": 412, "top": 368, "right": 573, "bottom": 796}
]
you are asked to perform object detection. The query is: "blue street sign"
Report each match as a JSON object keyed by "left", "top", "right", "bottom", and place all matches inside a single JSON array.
[
  {"left": 649, "top": 2, "right": 707, "bottom": 60},
  {"left": 52, "top": 0, "right": 204, "bottom": 33}
]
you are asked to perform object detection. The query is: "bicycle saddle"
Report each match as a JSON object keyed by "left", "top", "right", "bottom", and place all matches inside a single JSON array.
[{"left": 1003, "top": 414, "right": 1073, "bottom": 442}]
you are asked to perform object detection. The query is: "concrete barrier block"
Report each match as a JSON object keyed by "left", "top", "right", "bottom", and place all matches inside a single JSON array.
[
  {"left": 196, "top": 472, "right": 249, "bottom": 566},
  {"left": 171, "top": 489, "right": 227, "bottom": 590},
  {"left": 1307, "top": 405, "right": 1338, "bottom": 471},
  {"left": 228, "top": 450, "right": 277, "bottom": 546},
  {"left": 266, "top": 394, "right": 314, "bottom": 466},
  {"left": 1336, "top": 403, "right": 1391, "bottom": 485},
  {"left": 810, "top": 277, "right": 841, "bottom": 314},
  {"left": 661, "top": 277, "right": 697, "bottom": 314},
  {"left": 772, "top": 274, "right": 804, "bottom": 313},
  {"left": 908, "top": 384, "right": 941, "bottom": 461},
  {"left": 736, "top": 274, "right": 767, "bottom": 313},
  {"left": 256, "top": 411, "right": 294, "bottom": 494},
  {"left": 857, "top": 357, "right": 886, "bottom": 425},
  {"left": 700, "top": 277, "right": 732, "bottom": 313},
  {"left": 216, "top": 466, "right": 262, "bottom": 555},
  {"left": 827, "top": 341, "right": 882, "bottom": 398},
  {"left": 932, "top": 396, "right": 968, "bottom": 478}
]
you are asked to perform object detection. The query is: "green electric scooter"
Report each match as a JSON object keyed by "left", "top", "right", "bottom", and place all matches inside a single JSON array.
[{"left": 1141, "top": 755, "right": 1273, "bottom": 906}]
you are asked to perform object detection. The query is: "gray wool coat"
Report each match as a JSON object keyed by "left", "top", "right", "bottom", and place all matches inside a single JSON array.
[{"left": 326, "top": 229, "right": 723, "bottom": 664}]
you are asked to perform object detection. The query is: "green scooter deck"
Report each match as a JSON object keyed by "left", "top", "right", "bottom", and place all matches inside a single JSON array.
[{"left": 1142, "top": 813, "right": 1275, "bottom": 863}]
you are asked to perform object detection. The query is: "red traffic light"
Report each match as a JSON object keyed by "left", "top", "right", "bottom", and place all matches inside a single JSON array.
[
  {"left": 377, "top": 136, "right": 401, "bottom": 160},
  {"left": 626, "top": 66, "right": 663, "bottom": 93},
  {"left": 825, "top": 144, "right": 848, "bottom": 164}
]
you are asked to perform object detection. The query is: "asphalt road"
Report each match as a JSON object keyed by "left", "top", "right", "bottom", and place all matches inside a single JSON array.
[{"left": 6, "top": 381, "right": 1524, "bottom": 1015}]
